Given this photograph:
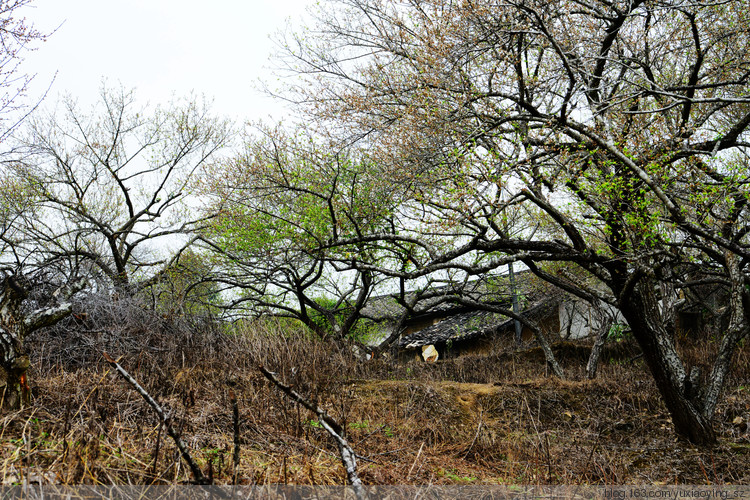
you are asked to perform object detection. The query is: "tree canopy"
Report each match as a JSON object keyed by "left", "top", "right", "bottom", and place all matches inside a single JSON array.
[
  {"left": 202, "top": 126, "right": 397, "bottom": 340},
  {"left": 264, "top": 0, "right": 750, "bottom": 445},
  {"left": 7, "top": 86, "right": 231, "bottom": 290}
]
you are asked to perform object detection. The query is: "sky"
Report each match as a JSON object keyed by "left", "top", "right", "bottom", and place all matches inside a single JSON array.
[{"left": 20, "top": 0, "right": 315, "bottom": 124}]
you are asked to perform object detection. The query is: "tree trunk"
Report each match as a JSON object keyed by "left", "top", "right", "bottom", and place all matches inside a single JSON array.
[
  {"left": 0, "top": 275, "right": 31, "bottom": 409},
  {"left": 701, "top": 252, "right": 749, "bottom": 418},
  {"left": 586, "top": 316, "right": 613, "bottom": 380},
  {"left": 0, "top": 274, "right": 85, "bottom": 410},
  {"left": 0, "top": 345, "right": 30, "bottom": 409},
  {"left": 531, "top": 323, "right": 565, "bottom": 378},
  {"left": 621, "top": 284, "right": 716, "bottom": 446}
]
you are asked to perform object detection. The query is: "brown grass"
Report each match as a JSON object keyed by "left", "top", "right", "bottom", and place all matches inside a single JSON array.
[{"left": 4, "top": 317, "right": 750, "bottom": 486}]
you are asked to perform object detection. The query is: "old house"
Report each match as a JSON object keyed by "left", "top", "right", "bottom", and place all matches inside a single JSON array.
[
  {"left": 361, "top": 272, "right": 618, "bottom": 361},
  {"left": 396, "top": 297, "right": 562, "bottom": 360},
  {"left": 360, "top": 267, "right": 727, "bottom": 362}
]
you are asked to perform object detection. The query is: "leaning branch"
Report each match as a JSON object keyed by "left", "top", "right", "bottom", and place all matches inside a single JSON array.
[
  {"left": 24, "top": 278, "right": 87, "bottom": 333},
  {"left": 102, "top": 352, "right": 210, "bottom": 485},
  {"left": 259, "top": 365, "right": 366, "bottom": 499}
]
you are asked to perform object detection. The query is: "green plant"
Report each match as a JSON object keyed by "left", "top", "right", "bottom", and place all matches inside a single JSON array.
[
  {"left": 608, "top": 323, "right": 631, "bottom": 342},
  {"left": 441, "top": 468, "right": 477, "bottom": 483},
  {"left": 305, "top": 419, "right": 322, "bottom": 429}
]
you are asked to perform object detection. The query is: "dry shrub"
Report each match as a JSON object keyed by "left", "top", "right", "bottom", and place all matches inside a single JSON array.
[
  {"left": 5, "top": 300, "right": 749, "bottom": 486},
  {"left": 29, "top": 290, "right": 227, "bottom": 372}
]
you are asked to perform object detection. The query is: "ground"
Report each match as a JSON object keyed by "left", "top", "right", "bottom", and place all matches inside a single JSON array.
[{"left": 0, "top": 327, "right": 748, "bottom": 486}]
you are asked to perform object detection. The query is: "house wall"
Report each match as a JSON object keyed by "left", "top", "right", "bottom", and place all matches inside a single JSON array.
[
  {"left": 396, "top": 299, "right": 629, "bottom": 362},
  {"left": 441, "top": 311, "right": 561, "bottom": 359},
  {"left": 558, "top": 301, "right": 623, "bottom": 340},
  {"left": 445, "top": 336, "right": 497, "bottom": 358}
]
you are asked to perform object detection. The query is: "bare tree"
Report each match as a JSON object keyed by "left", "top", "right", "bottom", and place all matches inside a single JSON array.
[
  {"left": 0, "top": 0, "right": 49, "bottom": 262},
  {"left": 275, "top": 0, "right": 750, "bottom": 445},
  {"left": 0, "top": 0, "right": 50, "bottom": 142},
  {"left": 7, "top": 86, "right": 232, "bottom": 291},
  {"left": 0, "top": 0, "right": 90, "bottom": 409}
]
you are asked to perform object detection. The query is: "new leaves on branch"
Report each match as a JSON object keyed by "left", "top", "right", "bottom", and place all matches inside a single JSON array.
[
  {"left": 202, "top": 125, "right": 393, "bottom": 342},
  {"left": 272, "top": 0, "right": 750, "bottom": 445}
]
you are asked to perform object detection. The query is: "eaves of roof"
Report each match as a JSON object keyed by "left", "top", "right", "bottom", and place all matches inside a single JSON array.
[
  {"left": 361, "top": 273, "right": 534, "bottom": 323},
  {"left": 397, "top": 296, "right": 560, "bottom": 349}
]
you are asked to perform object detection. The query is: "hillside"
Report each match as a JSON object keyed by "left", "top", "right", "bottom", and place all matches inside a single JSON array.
[{"left": 2, "top": 324, "right": 749, "bottom": 486}]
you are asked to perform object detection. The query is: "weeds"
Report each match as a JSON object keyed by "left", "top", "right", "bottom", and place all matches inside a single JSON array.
[{"left": 1, "top": 312, "right": 747, "bottom": 486}]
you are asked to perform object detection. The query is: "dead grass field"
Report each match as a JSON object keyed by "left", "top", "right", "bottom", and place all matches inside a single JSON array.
[{"left": 2, "top": 320, "right": 749, "bottom": 486}]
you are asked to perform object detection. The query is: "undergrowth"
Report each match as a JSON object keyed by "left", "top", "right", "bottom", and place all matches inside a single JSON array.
[{"left": 3, "top": 308, "right": 748, "bottom": 486}]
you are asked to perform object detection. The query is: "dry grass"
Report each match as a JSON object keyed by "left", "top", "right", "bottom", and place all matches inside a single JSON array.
[{"left": 4, "top": 317, "right": 750, "bottom": 486}]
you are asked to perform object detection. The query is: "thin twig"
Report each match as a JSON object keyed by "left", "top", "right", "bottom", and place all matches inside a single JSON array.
[
  {"left": 463, "top": 411, "right": 484, "bottom": 460},
  {"left": 102, "top": 351, "right": 210, "bottom": 485},
  {"left": 407, "top": 441, "right": 425, "bottom": 481},
  {"left": 150, "top": 420, "right": 163, "bottom": 478},
  {"left": 259, "top": 365, "right": 367, "bottom": 500},
  {"left": 230, "top": 389, "right": 241, "bottom": 485}
]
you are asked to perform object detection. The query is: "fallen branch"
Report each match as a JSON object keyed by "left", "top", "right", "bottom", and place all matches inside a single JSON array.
[
  {"left": 102, "top": 352, "right": 210, "bottom": 485},
  {"left": 629, "top": 352, "right": 645, "bottom": 363},
  {"left": 259, "top": 365, "right": 367, "bottom": 500}
]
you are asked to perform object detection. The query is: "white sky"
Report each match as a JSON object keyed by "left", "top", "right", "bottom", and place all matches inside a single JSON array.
[{"left": 20, "top": 0, "right": 314, "bottom": 124}]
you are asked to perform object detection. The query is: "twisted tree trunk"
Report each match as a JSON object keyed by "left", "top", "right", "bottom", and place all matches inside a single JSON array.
[
  {"left": 621, "top": 283, "right": 716, "bottom": 446},
  {"left": 0, "top": 274, "right": 85, "bottom": 409}
]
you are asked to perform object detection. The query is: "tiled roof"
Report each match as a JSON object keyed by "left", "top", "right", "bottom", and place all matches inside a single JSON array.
[
  {"left": 397, "top": 297, "right": 560, "bottom": 349},
  {"left": 360, "top": 273, "right": 530, "bottom": 322},
  {"left": 398, "top": 309, "right": 503, "bottom": 348}
]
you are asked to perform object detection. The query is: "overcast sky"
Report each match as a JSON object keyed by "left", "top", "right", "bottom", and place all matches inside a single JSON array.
[{"left": 21, "top": 0, "right": 314, "bottom": 124}]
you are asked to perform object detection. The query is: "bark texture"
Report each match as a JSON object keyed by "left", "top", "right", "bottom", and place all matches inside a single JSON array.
[
  {"left": 0, "top": 275, "right": 31, "bottom": 409},
  {"left": 621, "top": 283, "right": 716, "bottom": 446},
  {"left": 586, "top": 316, "right": 614, "bottom": 380},
  {"left": 0, "top": 274, "right": 85, "bottom": 409}
]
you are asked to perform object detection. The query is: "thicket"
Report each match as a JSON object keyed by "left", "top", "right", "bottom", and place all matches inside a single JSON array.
[{"left": 6, "top": 301, "right": 748, "bottom": 485}]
